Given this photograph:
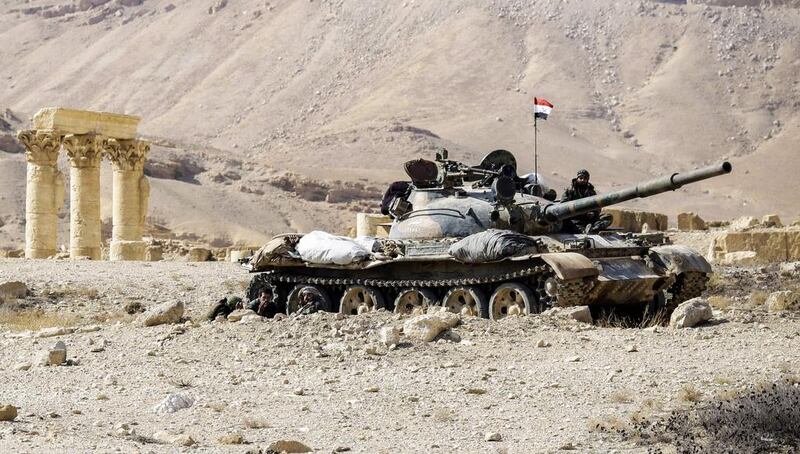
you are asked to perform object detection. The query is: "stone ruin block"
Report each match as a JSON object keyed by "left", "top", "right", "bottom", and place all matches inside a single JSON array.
[
  {"left": 712, "top": 231, "right": 789, "bottom": 264},
  {"left": 603, "top": 208, "right": 668, "bottom": 232},
  {"left": 761, "top": 214, "right": 783, "bottom": 228},
  {"left": 786, "top": 231, "right": 800, "bottom": 261},
  {"left": 677, "top": 212, "right": 707, "bottom": 231},
  {"left": 33, "top": 107, "right": 140, "bottom": 139}
]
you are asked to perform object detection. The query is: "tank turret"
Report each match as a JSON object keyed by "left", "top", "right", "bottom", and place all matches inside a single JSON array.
[{"left": 388, "top": 151, "right": 732, "bottom": 239}]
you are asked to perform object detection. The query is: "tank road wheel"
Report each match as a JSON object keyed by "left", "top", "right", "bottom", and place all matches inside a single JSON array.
[
  {"left": 339, "top": 286, "right": 385, "bottom": 316},
  {"left": 286, "top": 284, "right": 332, "bottom": 315},
  {"left": 489, "top": 282, "right": 536, "bottom": 321},
  {"left": 442, "top": 286, "right": 489, "bottom": 319},
  {"left": 394, "top": 288, "right": 437, "bottom": 315}
]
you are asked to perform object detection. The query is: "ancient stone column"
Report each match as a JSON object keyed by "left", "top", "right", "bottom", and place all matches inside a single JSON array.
[
  {"left": 16, "top": 130, "right": 64, "bottom": 259},
  {"left": 62, "top": 134, "right": 103, "bottom": 260},
  {"left": 104, "top": 139, "right": 150, "bottom": 261}
]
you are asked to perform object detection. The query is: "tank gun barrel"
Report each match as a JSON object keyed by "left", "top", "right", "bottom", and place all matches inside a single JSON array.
[{"left": 542, "top": 162, "right": 732, "bottom": 223}]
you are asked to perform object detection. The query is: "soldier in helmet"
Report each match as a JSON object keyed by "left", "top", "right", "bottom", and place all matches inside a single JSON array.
[
  {"left": 295, "top": 287, "right": 324, "bottom": 316},
  {"left": 561, "top": 169, "right": 613, "bottom": 233}
]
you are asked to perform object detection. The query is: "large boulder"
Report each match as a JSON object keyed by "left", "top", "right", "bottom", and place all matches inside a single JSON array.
[
  {"left": 403, "top": 311, "right": 460, "bottom": 342},
  {"left": 0, "top": 281, "right": 28, "bottom": 302},
  {"left": 720, "top": 251, "right": 759, "bottom": 266},
  {"left": 267, "top": 440, "right": 312, "bottom": 453},
  {"left": 142, "top": 301, "right": 185, "bottom": 326},
  {"left": 187, "top": 248, "right": 212, "bottom": 262},
  {"left": 670, "top": 298, "right": 713, "bottom": 328},
  {"left": 766, "top": 291, "right": 800, "bottom": 312}
]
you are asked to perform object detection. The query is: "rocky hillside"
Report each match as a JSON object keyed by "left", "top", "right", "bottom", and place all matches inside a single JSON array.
[{"left": 1, "top": 0, "right": 799, "bottom": 247}]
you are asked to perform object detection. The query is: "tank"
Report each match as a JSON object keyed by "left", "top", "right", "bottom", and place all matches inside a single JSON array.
[{"left": 246, "top": 149, "right": 732, "bottom": 321}]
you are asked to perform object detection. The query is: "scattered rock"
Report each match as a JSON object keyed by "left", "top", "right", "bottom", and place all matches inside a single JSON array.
[
  {"left": 626, "top": 345, "right": 638, "bottom": 353},
  {"left": 267, "top": 440, "right": 312, "bottom": 453},
  {"left": 0, "top": 281, "right": 27, "bottom": 301},
  {"left": 766, "top": 290, "right": 800, "bottom": 312},
  {"left": 173, "top": 434, "right": 196, "bottom": 446},
  {"left": 152, "top": 393, "right": 195, "bottom": 414},
  {"left": 378, "top": 326, "right": 400, "bottom": 346},
  {"left": 36, "top": 327, "right": 75, "bottom": 338},
  {"left": 47, "top": 340, "right": 67, "bottom": 366},
  {"left": 778, "top": 262, "right": 800, "bottom": 276},
  {"left": 228, "top": 309, "right": 256, "bottom": 322},
  {"left": 124, "top": 301, "right": 144, "bottom": 314},
  {"left": 14, "top": 362, "right": 31, "bottom": 371},
  {"left": 761, "top": 214, "right": 783, "bottom": 228},
  {"left": 218, "top": 432, "right": 244, "bottom": 445},
  {"left": 467, "top": 388, "right": 487, "bottom": 395},
  {"left": 536, "top": 339, "right": 551, "bottom": 348},
  {"left": 142, "top": 301, "right": 184, "bottom": 326},
  {"left": 566, "top": 356, "right": 581, "bottom": 363},
  {"left": 670, "top": 298, "right": 713, "bottom": 328},
  {"left": 239, "top": 314, "right": 265, "bottom": 324},
  {"left": 484, "top": 432, "right": 502, "bottom": 442},
  {"left": 0, "top": 405, "right": 17, "bottom": 421},
  {"left": 542, "top": 306, "right": 593, "bottom": 324},
  {"left": 403, "top": 311, "right": 460, "bottom": 342},
  {"left": 365, "top": 386, "right": 380, "bottom": 393}
]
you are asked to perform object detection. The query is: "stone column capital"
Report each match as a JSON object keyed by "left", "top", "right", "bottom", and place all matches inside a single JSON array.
[
  {"left": 17, "top": 129, "right": 62, "bottom": 165},
  {"left": 63, "top": 133, "right": 103, "bottom": 168},
  {"left": 103, "top": 138, "right": 150, "bottom": 171}
]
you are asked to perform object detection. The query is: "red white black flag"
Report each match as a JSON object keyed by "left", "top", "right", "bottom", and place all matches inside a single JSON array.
[{"left": 533, "top": 97, "right": 554, "bottom": 120}]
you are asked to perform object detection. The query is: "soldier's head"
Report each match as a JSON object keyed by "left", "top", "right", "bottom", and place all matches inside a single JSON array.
[
  {"left": 575, "top": 169, "right": 590, "bottom": 186},
  {"left": 259, "top": 288, "right": 273, "bottom": 304},
  {"left": 300, "top": 288, "right": 317, "bottom": 304}
]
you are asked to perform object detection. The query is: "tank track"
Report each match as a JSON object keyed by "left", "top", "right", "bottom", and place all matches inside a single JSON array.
[
  {"left": 255, "top": 265, "right": 551, "bottom": 288},
  {"left": 555, "top": 279, "right": 595, "bottom": 307}
]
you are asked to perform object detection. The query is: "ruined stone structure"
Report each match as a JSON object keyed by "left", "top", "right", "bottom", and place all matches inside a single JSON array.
[{"left": 16, "top": 108, "right": 149, "bottom": 261}]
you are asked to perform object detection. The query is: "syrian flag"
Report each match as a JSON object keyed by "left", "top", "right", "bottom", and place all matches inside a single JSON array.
[{"left": 533, "top": 97, "right": 554, "bottom": 120}]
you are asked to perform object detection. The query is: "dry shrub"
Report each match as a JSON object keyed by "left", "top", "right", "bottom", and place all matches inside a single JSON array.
[
  {"left": 0, "top": 307, "right": 82, "bottom": 331},
  {"left": 713, "top": 376, "right": 733, "bottom": 386},
  {"left": 588, "top": 415, "right": 630, "bottom": 433},
  {"left": 45, "top": 286, "right": 100, "bottom": 300},
  {"left": 592, "top": 304, "right": 669, "bottom": 329},
  {"left": 242, "top": 416, "right": 270, "bottom": 429},
  {"left": 748, "top": 290, "right": 769, "bottom": 307},
  {"left": 630, "top": 379, "right": 800, "bottom": 453},
  {"left": 609, "top": 390, "right": 634, "bottom": 404},
  {"left": 207, "top": 401, "right": 227, "bottom": 413},
  {"left": 678, "top": 384, "right": 704, "bottom": 403},
  {"left": 707, "top": 295, "right": 734, "bottom": 310},
  {"left": 168, "top": 377, "right": 193, "bottom": 389},
  {"left": 705, "top": 273, "right": 725, "bottom": 292},
  {"left": 432, "top": 408, "right": 455, "bottom": 422}
]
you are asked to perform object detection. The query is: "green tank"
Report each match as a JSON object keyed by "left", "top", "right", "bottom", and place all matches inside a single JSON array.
[{"left": 246, "top": 149, "right": 731, "bottom": 321}]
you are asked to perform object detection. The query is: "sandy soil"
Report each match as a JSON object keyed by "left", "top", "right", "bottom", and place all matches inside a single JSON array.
[{"left": 1, "top": 258, "right": 799, "bottom": 453}]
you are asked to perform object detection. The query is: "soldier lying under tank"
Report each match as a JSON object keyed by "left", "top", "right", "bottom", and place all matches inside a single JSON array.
[
  {"left": 247, "top": 287, "right": 286, "bottom": 319},
  {"left": 294, "top": 288, "right": 324, "bottom": 316}
]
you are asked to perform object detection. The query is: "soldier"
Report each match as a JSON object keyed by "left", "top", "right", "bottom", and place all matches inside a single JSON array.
[
  {"left": 247, "top": 288, "right": 284, "bottom": 319},
  {"left": 561, "top": 169, "right": 613, "bottom": 233},
  {"left": 295, "top": 288, "right": 324, "bottom": 316},
  {"left": 206, "top": 295, "right": 242, "bottom": 321}
]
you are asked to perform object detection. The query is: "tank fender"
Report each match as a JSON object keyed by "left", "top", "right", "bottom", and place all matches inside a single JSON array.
[
  {"left": 539, "top": 253, "right": 599, "bottom": 280},
  {"left": 649, "top": 245, "right": 712, "bottom": 275}
]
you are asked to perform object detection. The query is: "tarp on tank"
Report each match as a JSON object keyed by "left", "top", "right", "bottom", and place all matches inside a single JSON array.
[
  {"left": 296, "top": 231, "right": 372, "bottom": 265},
  {"left": 448, "top": 229, "right": 538, "bottom": 263}
]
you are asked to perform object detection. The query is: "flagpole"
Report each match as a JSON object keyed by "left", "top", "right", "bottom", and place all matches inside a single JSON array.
[{"left": 534, "top": 112, "right": 538, "bottom": 186}]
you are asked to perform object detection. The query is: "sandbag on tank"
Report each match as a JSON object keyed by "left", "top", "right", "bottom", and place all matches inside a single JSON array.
[
  {"left": 448, "top": 229, "right": 538, "bottom": 263},
  {"left": 296, "top": 231, "right": 372, "bottom": 265}
]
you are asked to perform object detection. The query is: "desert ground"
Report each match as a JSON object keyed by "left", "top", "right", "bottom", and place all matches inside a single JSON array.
[{"left": 1, "top": 228, "right": 800, "bottom": 453}]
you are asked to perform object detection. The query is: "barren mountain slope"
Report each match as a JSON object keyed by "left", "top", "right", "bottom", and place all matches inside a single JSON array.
[{"left": 1, "top": 0, "right": 798, "bottom": 247}]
